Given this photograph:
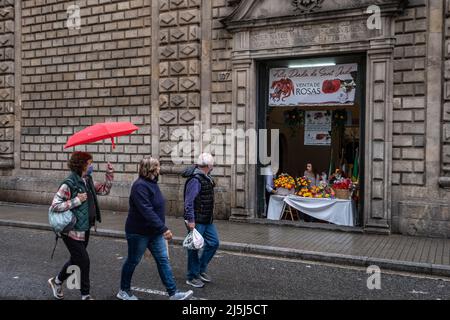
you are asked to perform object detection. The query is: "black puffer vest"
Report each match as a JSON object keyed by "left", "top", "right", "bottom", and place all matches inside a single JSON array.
[{"left": 185, "top": 173, "right": 215, "bottom": 224}]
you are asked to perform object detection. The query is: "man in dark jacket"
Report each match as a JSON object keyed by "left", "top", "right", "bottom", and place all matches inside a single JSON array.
[{"left": 183, "top": 153, "right": 220, "bottom": 288}]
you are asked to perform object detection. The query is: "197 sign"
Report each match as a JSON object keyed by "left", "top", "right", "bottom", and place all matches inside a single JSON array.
[{"left": 218, "top": 72, "right": 231, "bottom": 81}]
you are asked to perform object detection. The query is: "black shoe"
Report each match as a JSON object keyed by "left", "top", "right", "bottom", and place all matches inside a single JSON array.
[
  {"left": 199, "top": 272, "right": 211, "bottom": 283},
  {"left": 186, "top": 278, "right": 205, "bottom": 288}
]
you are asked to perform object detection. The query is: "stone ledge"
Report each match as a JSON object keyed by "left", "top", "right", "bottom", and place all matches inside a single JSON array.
[
  {"left": 0, "top": 175, "right": 231, "bottom": 218},
  {"left": 398, "top": 200, "right": 450, "bottom": 238},
  {"left": 233, "top": 218, "right": 365, "bottom": 234}
]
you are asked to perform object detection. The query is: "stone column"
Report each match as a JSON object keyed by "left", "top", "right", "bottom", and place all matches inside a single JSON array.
[
  {"left": 0, "top": 0, "right": 15, "bottom": 169},
  {"left": 158, "top": 0, "right": 202, "bottom": 163},
  {"left": 200, "top": 0, "right": 211, "bottom": 133},
  {"left": 439, "top": 0, "right": 450, "bottom": 186},
  {"left": 230, "top": 53, "right": 256, "bottom": 219},
  {"left": 364, "top": 38, "right": 395, "bottom": 232},
  {"left": 151, "top": 0, "right": 160, "bottom": 158},
  {"left": 13, "top": 0, "right": 21, "bottom": 171}
]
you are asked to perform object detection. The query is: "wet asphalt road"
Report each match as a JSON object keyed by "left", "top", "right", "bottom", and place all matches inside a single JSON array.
[{"left": 0, "top": 226, "right": 449, "bottom": 300}]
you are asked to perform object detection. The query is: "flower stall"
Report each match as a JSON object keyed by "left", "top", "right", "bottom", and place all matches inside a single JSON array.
[
  {"left": 274, "top": 173, "right": 296, "bottom": 195},
  {"left": 266, "top": 173, "right": 355, "bottom": 226}
]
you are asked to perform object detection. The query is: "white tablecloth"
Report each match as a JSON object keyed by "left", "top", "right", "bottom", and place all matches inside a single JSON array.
[
  {"left": 267, "top": 194, "right": 355, "bottom": 227},
  {"left": 267, "top": 195, "right": 286, "bottom": 220}
]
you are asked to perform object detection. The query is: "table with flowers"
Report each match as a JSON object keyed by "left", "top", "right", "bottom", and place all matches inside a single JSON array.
[{"left": 267, "top": 174, "right": 356, "bottom": 227}]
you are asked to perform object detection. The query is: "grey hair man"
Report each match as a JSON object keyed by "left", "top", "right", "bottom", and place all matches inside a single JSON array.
[{"left": 182, "top": 153, "right": 220, "bottom": 288}]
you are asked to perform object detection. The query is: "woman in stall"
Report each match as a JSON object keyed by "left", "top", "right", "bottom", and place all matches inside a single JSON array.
[{"left": 304, "top": 163, "right": 320, "bottom": 187}]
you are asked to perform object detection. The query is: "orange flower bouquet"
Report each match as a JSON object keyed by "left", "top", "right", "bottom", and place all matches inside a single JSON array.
[
  {"left": 296, "top": 187, "right": 312, "bottom": 197},
  {"left": 296, "top": 182, "right": 335, "bottom": 199},
  {"left": 295, "top": 176, "right": 311, "bottom": 189},
  {"left": 274, "top": 173, "right": 296, "bottom": 195},
  {"left": 310, "top": 186, "right": 323, "bottom": 198}
]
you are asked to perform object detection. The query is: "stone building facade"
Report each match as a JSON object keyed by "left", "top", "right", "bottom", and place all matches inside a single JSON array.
[{"left": 0, "top": 0, "right": 449, "bottom": 238}]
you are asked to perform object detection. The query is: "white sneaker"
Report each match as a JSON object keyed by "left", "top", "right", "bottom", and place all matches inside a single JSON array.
[
  {"left": 117, "top": 290, "right": 139, "bottom": 300},
  {"left": 169, "top": 290, "right": 194, "bottom": 300},
  {"left": 48, "top": 277, "right": 64, "bottom": 300}
]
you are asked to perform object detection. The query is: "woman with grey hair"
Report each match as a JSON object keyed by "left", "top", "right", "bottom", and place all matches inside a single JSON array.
[{"left": 117, "top": 157, "right": 193, "bottom": 300}]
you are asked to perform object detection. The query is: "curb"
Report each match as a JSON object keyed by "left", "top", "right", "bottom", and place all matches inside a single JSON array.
[
  {"left": 1, "top": 219, "right": 449, "bottom": 278},
  {"left": 230, "top": 217, "right": 365, "bottom": 234}
]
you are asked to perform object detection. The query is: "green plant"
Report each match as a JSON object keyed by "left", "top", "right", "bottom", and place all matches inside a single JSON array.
[
  {"left": 283, "top": 109, "right": 304, "bottom": 136},
  {"left": 332, "top": 109, "right": 347, "bottom": 129}
]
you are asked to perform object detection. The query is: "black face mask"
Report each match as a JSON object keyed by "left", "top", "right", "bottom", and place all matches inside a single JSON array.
[{"left": 153, "top": 174, "right": 159, "bottom": 182}]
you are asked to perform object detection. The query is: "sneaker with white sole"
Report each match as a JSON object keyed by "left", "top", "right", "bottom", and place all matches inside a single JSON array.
[
  {"left": 48, "top": 277, "right": 64, "bottom": 300},
  {"left": 169, "top": 290, "right": 194, "bottom": 300},
  {"left": 186, "top": 278, "right": 205, "bottom": 288},
  {"left": 199, "top": 272, "right": 211, "bottom": 283},
  {"left": 117, "top": 290, "right": 138, "bottom": 300},
  {"left": 81, "top": 295, "right": 95, "bottom": 300}
]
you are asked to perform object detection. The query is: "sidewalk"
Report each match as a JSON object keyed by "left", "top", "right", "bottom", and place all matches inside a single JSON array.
[{"left": 0, "top": 201, "right": 449, "bottom": 277}]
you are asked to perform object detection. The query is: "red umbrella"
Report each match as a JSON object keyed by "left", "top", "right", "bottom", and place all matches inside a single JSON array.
[{"left": 64, "top": 122, "right": 139, "bottom": 149}]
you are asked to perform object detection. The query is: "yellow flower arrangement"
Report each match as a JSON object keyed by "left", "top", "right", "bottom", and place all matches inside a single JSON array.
[
  {"left": 310, "top": 186, "right": 321, "bottom": 194},
  {"left": 277, "top": 174, "right": 336, "bottom": 199},
  {"left": 296, "top": 187, "right": 313, "bottom": 198},
  {"left": 296, "top": 176, "right": 311, "bottom": 188},
  {"left": 274, "top": 173, "right": 296, "bottom": 190},
  {"left": 296, "top": 184, "right": 334, "bottom": 199}
]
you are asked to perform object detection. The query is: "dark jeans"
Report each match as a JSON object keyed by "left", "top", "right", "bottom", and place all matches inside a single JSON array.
[
  {"left": 187, "top": 223, "right": 219, "bottom": 281},
  {"left": 120, "top": 233, "right": 177, "bottom": 296},
  {"left": 265, "top": 191, "right": 271, "bottom": 216},
  {"left": 58, "top": 231, "right": 90, "bottom": 296}
]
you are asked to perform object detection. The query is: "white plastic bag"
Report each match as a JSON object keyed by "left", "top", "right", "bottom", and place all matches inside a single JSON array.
[{"left": 183, "top": 229, "right": 204, "bottom": 250}]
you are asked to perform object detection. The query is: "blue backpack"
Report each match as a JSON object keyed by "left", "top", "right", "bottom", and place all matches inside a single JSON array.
[
  {"left": 48, "top": 208, "right": 76, "bottom": 234},
  {"left": 48, "top": 180, "right": 78, "bottom": 259}
]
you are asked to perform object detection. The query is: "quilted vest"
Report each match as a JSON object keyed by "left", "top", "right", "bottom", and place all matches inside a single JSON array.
[
  {"left": 186, "top": 173, "right": 215, "bottom": 224},
  {"left": 62, "top": 172, "right": 98, "bottom": 232}
]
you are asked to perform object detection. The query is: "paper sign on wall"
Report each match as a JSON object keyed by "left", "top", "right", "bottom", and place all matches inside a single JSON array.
[{"left": 304, "top": 111, "right": 332, "bottom": 146}]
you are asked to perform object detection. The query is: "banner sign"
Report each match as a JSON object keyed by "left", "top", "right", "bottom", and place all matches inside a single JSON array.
[{"left": 268, "top": 63, "right": 357, "bottom": 106}]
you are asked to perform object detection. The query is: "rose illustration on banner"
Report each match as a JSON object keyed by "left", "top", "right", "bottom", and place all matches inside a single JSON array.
[
  {"left": 270, "top": 78, "right": 295, "bottom": 102},
  {"left": 322, "top": 79, "right": 341, "bottom": 94}
]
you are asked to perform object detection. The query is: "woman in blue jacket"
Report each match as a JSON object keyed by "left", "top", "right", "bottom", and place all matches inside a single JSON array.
[{"left": 117, "top": 157, "right": 193, "bottom": 300}]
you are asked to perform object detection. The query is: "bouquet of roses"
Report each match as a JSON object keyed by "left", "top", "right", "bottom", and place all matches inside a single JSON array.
[
  {"left": 313, "top": 184, "right": 335, "bottom": 198},
  {"left": 332, "top": 178, "right": 353, "bottom": 190},
  {"left": 323, "top": 186, "right": 335, "bottom": 198}
]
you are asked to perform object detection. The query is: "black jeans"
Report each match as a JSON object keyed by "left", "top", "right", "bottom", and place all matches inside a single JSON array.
[
  {"left": 265, "top": 191, "right": 271, "bottom": 216},
  {"left": 58, "top": 231, "right": 90, "bottom": 295}
]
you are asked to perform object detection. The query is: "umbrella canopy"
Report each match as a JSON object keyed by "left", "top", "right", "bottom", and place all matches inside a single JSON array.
[{"left": 64, "top": 122, "right": 139, "bottom": 149}]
